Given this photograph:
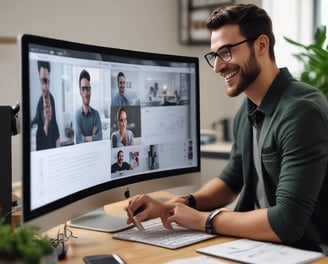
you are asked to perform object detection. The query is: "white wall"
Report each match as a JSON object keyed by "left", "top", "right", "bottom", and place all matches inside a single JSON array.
[{"left": 262, "top": 0, "right": 314, "bottom": 76}]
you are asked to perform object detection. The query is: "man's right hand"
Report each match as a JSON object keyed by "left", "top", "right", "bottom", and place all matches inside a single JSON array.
[{"left": 125, "top": 194, "right": 174, "bottom": 228}]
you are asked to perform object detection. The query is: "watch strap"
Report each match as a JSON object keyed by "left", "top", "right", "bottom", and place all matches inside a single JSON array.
[
  {"left": 182, "top": 194, "right": 196, "bottom": 208},
  {"left": 205, "top": 208, "right": 222, "bottom": 234}
]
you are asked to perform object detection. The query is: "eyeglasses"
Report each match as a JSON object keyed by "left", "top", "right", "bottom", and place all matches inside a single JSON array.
[
  {"left": 40, "top": 78, "right": 50, "bottom": 85},
  {"left": 204, "top": 36, "right": 258, "bottom": 68},
  {"left": 50, "top": 224, "right": 77, "bottom": 260},
  {"left": 119, "top": 118, "right": 127, "bottom": 123},
  {"left": 80, "top": 86, "right": 91, "bottom": 92}
]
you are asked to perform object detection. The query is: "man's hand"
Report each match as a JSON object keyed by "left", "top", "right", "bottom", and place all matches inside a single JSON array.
[
  {"left": 164, "top": 203, "right": 208, "bottom": 231},
  {"left": 125, "top": 194, "right": 172, "bottom": 227},
  {"left": 125, "top": 194, "right": 209, "bottom": 232}
]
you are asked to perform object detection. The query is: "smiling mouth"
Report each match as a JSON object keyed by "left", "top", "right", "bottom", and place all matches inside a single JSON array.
[{"left": 224, "top": 69, "right": 239, "bottom": 81}]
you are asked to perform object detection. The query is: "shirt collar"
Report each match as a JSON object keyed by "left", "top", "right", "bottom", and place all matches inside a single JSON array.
[
  {"left": 80, "top": 106, "right": 92, "bottom": 115},
  {"left": 247, "top": 68, "right": 294, "bottom": 126},
  {"left": 248, "top": 68, "right": 294, "bottom": 113}
]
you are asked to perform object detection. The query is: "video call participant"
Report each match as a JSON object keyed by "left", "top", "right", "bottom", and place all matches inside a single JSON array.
[
  {"left": 32, "top": 60, "right": 60, "bottom": 150},
  {"left": 111, "top": 72, "right": 130, "bottom": 106},
  {"left": 111, "top": 150, "right": 133, "bottom": 173},
  {"left": 126, "top": 4, "right": 328, "bottom": 253},
  {"left": 111, "top": 107, "right": 134, "bottom": 148},
  {"left": 75, "top": 69, "right": 103, "bottom": 144}
]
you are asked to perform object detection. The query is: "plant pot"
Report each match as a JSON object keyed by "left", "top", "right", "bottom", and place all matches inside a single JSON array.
[
  {"left": 40, "top": 248, "right": 58, "bottom": 264},
  {"left": 0, "top": 260, "right": 24, "bottom": 264},
  {"left": 0, "top": 248, "right": 57, "bottom": 264}
]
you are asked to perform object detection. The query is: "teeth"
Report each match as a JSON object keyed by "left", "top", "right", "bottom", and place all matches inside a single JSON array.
[{"left": 225, "top": 70, "right": 238, "bottom": 80}]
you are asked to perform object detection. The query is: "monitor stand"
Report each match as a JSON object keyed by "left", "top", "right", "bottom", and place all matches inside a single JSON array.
[{"left": 67, "top": 207, "right": 132, "bottom": 232}]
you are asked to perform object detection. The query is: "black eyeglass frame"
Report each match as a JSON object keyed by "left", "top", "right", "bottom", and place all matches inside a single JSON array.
[
  {"left": 50, "top": 224, "right": 77, "bottom": 260},
  {"left": 80, "top": 86, "right": 92, "bottom": 92},
  {"left": 40, "top": 78, "right": 50, "bottom": 86},
  {"left": 204, "top": 35, "right": 259, "bottom": 68}
]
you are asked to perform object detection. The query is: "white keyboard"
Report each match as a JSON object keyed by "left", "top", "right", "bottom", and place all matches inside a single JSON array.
[{"left": 112, "top": 218, "right": 216, "bottom": 249}]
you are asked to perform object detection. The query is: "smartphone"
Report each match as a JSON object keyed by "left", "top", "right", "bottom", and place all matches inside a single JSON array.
[{"left": 83, "top": 254, "right": 126, "bottom": 264}]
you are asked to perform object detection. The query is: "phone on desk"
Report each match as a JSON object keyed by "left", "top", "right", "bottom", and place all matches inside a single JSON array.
[{"left": 83, "top": 254, "right": 126, "bottom": 264}]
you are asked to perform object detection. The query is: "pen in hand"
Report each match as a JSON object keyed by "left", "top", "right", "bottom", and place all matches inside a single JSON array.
[
  {"left": 133, "top": 216, "right": 145, "bottom": 231},
  {"left": 133, "top": 206, "right": 145, "bottom": 231}
]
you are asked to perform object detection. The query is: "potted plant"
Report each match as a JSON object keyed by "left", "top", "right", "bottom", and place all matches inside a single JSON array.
[
  {"left": 284, "top": 25, "right": 328, "bottom": 99},
  {"left": 0, "top": 220, "right": 57, "bottom": 264}
]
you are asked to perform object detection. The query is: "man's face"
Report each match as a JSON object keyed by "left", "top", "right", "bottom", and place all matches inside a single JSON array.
[
  {"left": 39, "top": 67, "right": 50, "bottom": 98},
  {"left": 80, "top": 78, "right": 91, "bottom": 106},
  {"left": 210, "top": 24, "right": 260, "bottom": 97},
  {"left": 118, "top": 152, "right": 124, "bottom": 164},
  {"left": 118, "top": 76, "right": 126, "bottom": 95}
]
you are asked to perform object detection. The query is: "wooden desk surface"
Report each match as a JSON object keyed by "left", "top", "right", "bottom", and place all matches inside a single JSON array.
[
  {"left": 59, "top": 228, "right": 237, "bottom": 264},
  {"left": 53, "top": 192, "right": 327, "bottom": 264}
]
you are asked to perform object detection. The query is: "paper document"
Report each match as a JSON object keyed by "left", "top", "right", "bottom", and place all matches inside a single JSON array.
[{"left": 197, "top": 239, "right": 324, "bottom": 264}]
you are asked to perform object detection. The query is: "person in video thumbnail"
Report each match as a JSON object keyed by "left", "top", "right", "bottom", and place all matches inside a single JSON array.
[
  {"left": 111, "top": 72, "right": 130, "bottom": 106},
  {"left": 111, "top": 150, "right": 133, "bottom": 173},
  {"left": 32, "top": 60, "right": 60, "bottom": 150},
  {"left": 126, "top": 3, "right": 328, "bottom": 253},
  {"left": 111, "top": 107, "right": 134, "bottom": 148},
  {"left": 75, "top": 69, "right": 103, "bottom": 144}
]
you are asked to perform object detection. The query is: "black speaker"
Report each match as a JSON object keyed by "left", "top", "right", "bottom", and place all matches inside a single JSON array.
[{"left": 0, "top": 105, "right": 18, "bottom": 224}]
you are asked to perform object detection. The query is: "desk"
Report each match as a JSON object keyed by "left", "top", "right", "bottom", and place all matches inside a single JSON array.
[{"left": 55, "top": 192, "right": 328, "bottom": 264}]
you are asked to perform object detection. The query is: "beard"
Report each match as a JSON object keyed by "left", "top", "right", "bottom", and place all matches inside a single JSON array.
[
  {"left": 227, "top": 49, "right": 261, "bottom": 97},
  {"left": 82, "top": 96, "right": 90, "bottom": 106}
]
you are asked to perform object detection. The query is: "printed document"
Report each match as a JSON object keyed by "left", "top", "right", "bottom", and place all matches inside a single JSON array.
[{"left": 197, "top": 239, "right": 324, "bottom": 264}]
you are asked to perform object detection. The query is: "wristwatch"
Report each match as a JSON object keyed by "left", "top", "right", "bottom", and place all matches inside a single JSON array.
[
  {"left": 205, "top": 209, "right": 222, "bottom": 234},
  {"left": 182, "top": 194, "right": 196, "bottom": 208}
]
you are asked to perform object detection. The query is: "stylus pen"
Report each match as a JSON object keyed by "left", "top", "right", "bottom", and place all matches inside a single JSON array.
[{"left": 133, "top": 216, "right": 145, "bottom": 231}]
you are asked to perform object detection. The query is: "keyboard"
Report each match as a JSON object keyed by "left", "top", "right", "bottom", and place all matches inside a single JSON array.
[{"left": 112, "top": 218, "right": 216, "bottom": 249}]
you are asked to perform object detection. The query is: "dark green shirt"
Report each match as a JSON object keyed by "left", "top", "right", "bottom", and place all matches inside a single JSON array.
[{"left": 220, "top": 68, "right": 328, "bottom": 252}]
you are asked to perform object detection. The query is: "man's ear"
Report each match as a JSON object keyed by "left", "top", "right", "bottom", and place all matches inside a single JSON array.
[{"left": 255, "top": 34, "right": 269, "bottom": 57}]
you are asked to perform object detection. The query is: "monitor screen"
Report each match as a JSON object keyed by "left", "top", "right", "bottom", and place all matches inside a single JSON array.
[{"left": 21, "top": 34, "right": 200, "bottom": 232}]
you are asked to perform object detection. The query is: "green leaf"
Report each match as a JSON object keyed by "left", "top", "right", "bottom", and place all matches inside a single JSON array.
[{"left": 284, "top": 25, "right": 328, "bottom": 99}]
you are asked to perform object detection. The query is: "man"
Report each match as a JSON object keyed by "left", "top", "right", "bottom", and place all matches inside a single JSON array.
[
  {"left": 126, "top": 4, "right": 328, "bottom": 253},
  {"left": 75, "top": 69, "right": 102, "bottom": 144},
  {"left": 111, "top": 72, "right": 130, "bottom": 106},
  {"left": 111, "top": 150, "right": 132, "bottom": 173},
  {"left": 32, "top": 60, "right": 60, "bottom": 150}
]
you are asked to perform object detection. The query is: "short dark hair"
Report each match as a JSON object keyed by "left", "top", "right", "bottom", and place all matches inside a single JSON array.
[
  {"left": 37, "top": 61, "right": 50, "bottom": 73},
  {"left": 117, "top": 72, "right": 125, "bottom": 83},
  {"left": 206, "top": 4, "right": 276, "bottom": 62},
  {"left": 79, "top": 69, "right": 91, "bottom": 87}
]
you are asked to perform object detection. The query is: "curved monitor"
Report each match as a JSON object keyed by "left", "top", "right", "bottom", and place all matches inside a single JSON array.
[{"left": 21, "top": 34, "right": 200, "bottom": 232}]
